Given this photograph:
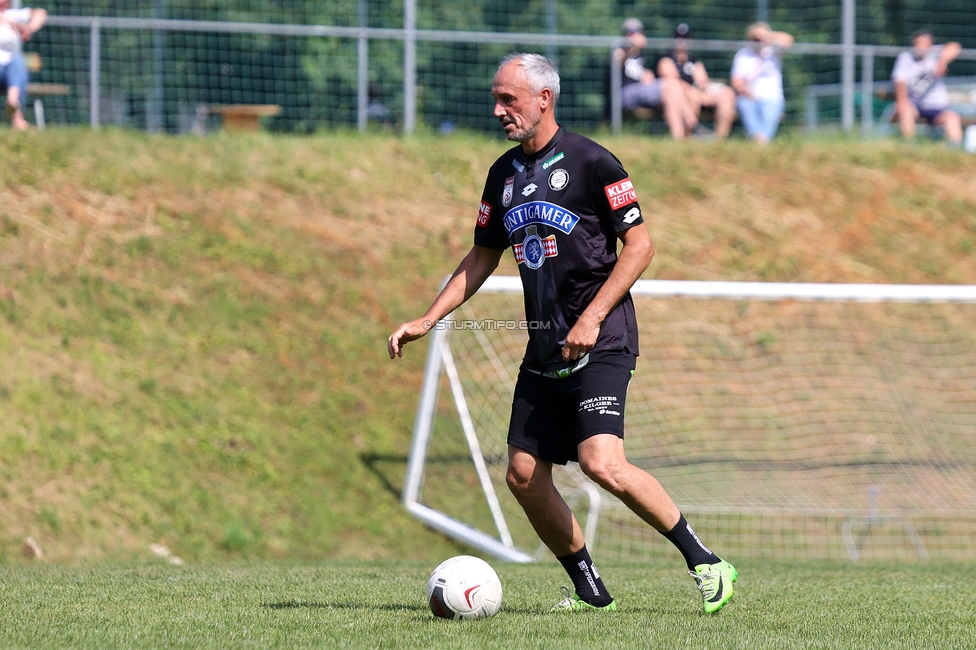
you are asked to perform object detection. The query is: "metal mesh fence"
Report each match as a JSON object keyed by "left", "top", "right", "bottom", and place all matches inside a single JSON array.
[
  {"left": 417, "top": 284, "right": 976, "bottom": 561},
  {"left": 13, "top": 2, "right": 976, "bottom": 133}
]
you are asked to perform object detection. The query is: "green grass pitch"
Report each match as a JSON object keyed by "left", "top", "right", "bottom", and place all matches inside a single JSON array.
[{"left": 0, "top": 559, "right": 972, "bottom": 648}]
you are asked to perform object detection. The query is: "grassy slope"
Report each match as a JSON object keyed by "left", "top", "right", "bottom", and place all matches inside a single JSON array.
[{"left": 1, "top": 129, "right": 975, "bottom": 564}]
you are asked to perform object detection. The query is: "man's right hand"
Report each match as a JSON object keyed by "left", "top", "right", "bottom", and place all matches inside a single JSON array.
[{"left": 388, "top": 318, "right": 435, "bottom": 359}]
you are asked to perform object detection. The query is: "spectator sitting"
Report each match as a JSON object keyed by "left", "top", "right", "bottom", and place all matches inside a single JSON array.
[
  {"left": 890, "top": 30, "right": 962, "bottom": 147},
  {"left": 0, "top": 0, "right": 47, "bottom": 131},
  {"left": 730, "top": 22, "right": 793, "bottom": 145},
  {"left": 614, "top": 17, "right": 697, "bottom": 139},
  {"left": 656, "top": 22, "right": 737, "bottom": 139}
]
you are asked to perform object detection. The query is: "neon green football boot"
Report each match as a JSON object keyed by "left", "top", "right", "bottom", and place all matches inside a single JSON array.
[
  {"left": 690, "top": 560, "right": 738, "bottom": 614},
  {"left": 549, "top": 587, "right": 618, "bottom": 612}
]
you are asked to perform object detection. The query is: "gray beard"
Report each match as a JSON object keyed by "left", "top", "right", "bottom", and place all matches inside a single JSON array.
[{"left": 506, "top": 120, "right": 540, "bottom": 143}]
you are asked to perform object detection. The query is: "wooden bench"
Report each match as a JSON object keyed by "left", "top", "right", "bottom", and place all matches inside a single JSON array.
[
  {"left": 23, "top": 52, "right": 70, "bottom": 130},
  {"left": 877, "top": 83, "right": 976, "bottom": 134},
  {"left": 208, "top": 104, "right": 281, "bottom": 132}
]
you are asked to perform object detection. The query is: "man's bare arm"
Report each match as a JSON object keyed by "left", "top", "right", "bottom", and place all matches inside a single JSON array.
[
  {"left": 562, "top": 223, "right": 654, "bottom": 361},
  {"left": 937, "top": 42, "right": 961, "bottom": 77},
  {"left": 388, "top": 245, "right": 504, "bottom": 358}
]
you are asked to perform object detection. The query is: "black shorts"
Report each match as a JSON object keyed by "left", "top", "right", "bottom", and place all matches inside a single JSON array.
[
  {"left": 913, "top": 103, "right": 947, "bottom": 124},
  {"left": 507, "top": 351, "right": 637, "bottom": 465}
]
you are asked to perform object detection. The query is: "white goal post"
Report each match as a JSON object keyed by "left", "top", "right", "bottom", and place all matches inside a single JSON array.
[{"left": 403, "top": 277, "right": 976, "bottom": 563}]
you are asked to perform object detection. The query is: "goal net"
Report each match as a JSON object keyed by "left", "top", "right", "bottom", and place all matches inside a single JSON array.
[{"left": 403, "top": 277, "right": 976, "bottom": 563}]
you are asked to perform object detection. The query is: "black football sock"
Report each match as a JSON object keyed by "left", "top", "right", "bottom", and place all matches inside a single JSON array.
[
  {"left": 556, "top": 546, "right": 614, "bottom": 607},
  {"left": 662, "top": 514, "right": 721, "bottom": 571}
]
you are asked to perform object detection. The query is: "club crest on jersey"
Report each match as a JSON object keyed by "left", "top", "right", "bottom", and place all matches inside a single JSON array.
[
  {"left": 502, "top": 176, "right": 515, "bottom": 207},
  {"left": 548, "top": 168, "right": 569, "bottom": 191},
  {"left": 604, "top": 177, "right": 637, "bottom": 210},
  {"left": 477, "top": 200, "right": 492, "bottom": 227},
  {"left": 513, "top": 226, "right": 557, "bottom": 269}
]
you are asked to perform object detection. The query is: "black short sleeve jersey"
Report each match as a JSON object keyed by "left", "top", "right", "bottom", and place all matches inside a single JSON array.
[
  {"left": 657, "top": 50, "right": 698, "bottom": 86},
  {"left": 473, "top": 127, "right": 644, "bottom": 372}
]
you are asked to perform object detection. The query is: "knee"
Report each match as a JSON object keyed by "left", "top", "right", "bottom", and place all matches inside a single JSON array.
[
  {"left": 578, "top": 456, "right": 624, "bottom": 493},
  {"left": 506, "top": 459, "right": 544, "bottom": 501}
]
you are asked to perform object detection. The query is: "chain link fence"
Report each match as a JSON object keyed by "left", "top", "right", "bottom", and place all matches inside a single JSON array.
[{"left": 15, "top": 1, "right": 976, "bottom": 135}]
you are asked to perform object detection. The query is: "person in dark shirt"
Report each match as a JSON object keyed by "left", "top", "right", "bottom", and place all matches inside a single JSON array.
[
  {"left": 389, "top": 52, "right": 737, "bottom": 615},
  {"left": 614, "top": 17, "right": 698, "bottom": 138},
  {"left": 656, "top": 23, "right": 737, "bottom": 138}
]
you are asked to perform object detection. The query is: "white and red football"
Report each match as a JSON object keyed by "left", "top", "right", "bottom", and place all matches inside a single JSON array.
[{"left": 425, "top": 555, "right": 503, "bottom": 620}]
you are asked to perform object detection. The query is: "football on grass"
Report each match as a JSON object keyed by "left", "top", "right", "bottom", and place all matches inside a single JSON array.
[{"left": 426, "top": 555, "right": 503, "bottom": 620}]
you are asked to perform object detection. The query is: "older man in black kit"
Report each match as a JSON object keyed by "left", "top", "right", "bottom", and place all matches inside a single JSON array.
[{"left": 389, "top": 52, "right": 738, "bottom": 615}]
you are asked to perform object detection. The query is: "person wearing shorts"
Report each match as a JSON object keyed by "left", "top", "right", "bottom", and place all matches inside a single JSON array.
[
  {"left": 890, "top": 30, "right": 962, "bottom": 146},
  {"left": 389, "top": 52, "right": 737, "bottom": 615},
  {"left": 614, "top": 17, "right": 696, "bottom": 139}
]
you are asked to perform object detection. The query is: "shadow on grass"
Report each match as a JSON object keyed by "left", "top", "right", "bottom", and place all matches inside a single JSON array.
[
  {"left": 264, "top": 600, "right": 559, "bottom": 616},
  {"left": 359, "top": 452, "right": 406, "bottom": 497},
  {"left": 264, "top": 600, "right": 428, "bottom": 612},
  {"left": 359, "top": 452, "right": 482, "bottom": 499}
]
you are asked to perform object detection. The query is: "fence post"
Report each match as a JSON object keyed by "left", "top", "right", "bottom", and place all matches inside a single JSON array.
[
  {"left": 403, "top": 0, "right": 417, "bottom": 134},
  {"left": 610, "top": 48, "right": 621, "bottom": 135},
  {"left": 756, "top": 0, "right": 769, "bottom": 22},
  {"left": 357, "top": 0, "right": 369, "bottom": 132},
  {"left": 841, "top": 0, "right": 855, "bottom": 132},
  {"left": 805, "top": 87, "right": 818, "bottom": 134},
  {"left": 90, "top": 18, "right": 101, "bottom": 129},
  {"left": 861, "top": 47, "right": 874, "bottom": 139},
  {"left": 149, "top": 0, "right": 165, "bottom": 133}
]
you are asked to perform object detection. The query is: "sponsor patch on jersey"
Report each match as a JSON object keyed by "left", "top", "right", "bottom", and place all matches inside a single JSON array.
[
  {"left": 542, "top": 151, "right": 564, "bottom": 170},
  {"left": 504, "top": 201, "right": 581, "bottom": 236},
  {"left": 513, "top": 226, "right": 558, "bottom": 269},
  {"left": 548, "top": 168, "right": 570, "bottom": 192},
  {"left": 477, "top": 200, "right": 492, "bottom": 227},
  {"left": 604, "top": 177, "right": 637, "bottom": 210},
  {"left": 502, "top": 176, "right": 514, "bottom": 207},
  {"left": 512, "top": 158, "right": 525, "bottom": 173},
  {"left": 522, "top": 183, "right": 538, "bottom": 197}
]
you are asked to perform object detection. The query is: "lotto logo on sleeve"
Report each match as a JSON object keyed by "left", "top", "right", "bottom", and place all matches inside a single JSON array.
[
  {"left": 604, "top": 178, "right": 638, "bottom": 210},
  {"left": 477, "top": 201, "right": 492, "bottom": 227}
]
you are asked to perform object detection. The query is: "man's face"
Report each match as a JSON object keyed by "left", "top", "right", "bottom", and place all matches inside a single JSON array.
[
  {"left": 912, "top": 34, "right": 933, "bottom": 59},
  {"left": 748, "top": 26, "right": 769, "bottom": 51},
  {"left": 492, "top": 61, "right": 545, "bottom": 143}
]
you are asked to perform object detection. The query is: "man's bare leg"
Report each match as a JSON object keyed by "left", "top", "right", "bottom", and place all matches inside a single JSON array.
[
  {"left": 896, "top": 100, "right": 918, "bottom": 140},
  {"left": 507, "top": 445, "right": 615, "bottom": 609},
  {"left": 934, "top": 109, "right": 963, "bottom": 145},
  {"left": 6, "top": 86, "right": 27, "bottom": 131},
  {"left": 506, "top": 445, "right": 583, "bottom": 556},
  {"left": 577, "top": 433, "right": 737, "bottom": 614},
  {"left": 659, "top": 78, "right": 692, "bottom": 139},
  {"left": 576, "top": 434, "right": 680, "bottom": 532},
  {"left": 712, "top": 86, "right": 737, "bottom": 138}
]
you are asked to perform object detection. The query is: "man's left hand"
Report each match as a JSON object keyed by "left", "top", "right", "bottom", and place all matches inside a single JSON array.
[{"left": 562, "top": 314, "right": 602, "bottom": 362}]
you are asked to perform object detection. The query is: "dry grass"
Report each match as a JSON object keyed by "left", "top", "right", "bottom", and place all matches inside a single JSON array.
[{"left": 1, "top": 128, "right": 975, "bottom": 562}]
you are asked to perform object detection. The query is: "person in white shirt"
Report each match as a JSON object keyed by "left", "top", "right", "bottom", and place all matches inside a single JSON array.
[
  {"left": 730, "top": 22, "right": 793, "bottom": 145},
  {"left": 0, "top": 0, "right": 47, "bottom": 130},
  {"left": 890, "top": 30, "right": 962, "bottom": 146}
]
